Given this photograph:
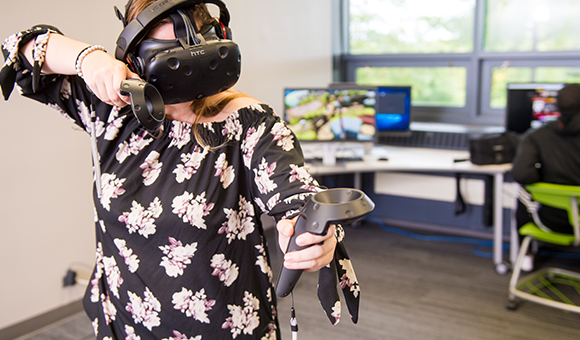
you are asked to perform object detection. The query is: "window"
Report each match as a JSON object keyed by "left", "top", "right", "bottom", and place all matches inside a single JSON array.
[
  {"left": 484, "top": 0, "right": 580, "bottom": 53},
  {"left": 356, "top": 66, "right": 467, "bottom": 107},
  {"left": 489, "top": 65, "right": 580, "bottom": 109},
  {"left": 350, "top": 0, "right": 474, "bottom": 55},
  {"left": 338, "top": 0, "right": 580, "bottom": 125}
]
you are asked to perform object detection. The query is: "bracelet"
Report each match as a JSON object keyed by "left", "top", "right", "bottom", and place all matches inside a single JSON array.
[{"left": 74, "top": 45, "right": 106, "bottom": 79}]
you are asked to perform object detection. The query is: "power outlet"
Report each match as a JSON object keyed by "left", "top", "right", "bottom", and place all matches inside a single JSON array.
[{"left": 63, "top": 269, "right": 77, "bottom": 287}]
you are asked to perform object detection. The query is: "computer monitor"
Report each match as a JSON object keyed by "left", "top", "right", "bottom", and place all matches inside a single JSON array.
[
  {"left": 326, "top": 84, "right": 413, "bottom": 136},
  {"left": 505, "top": 83, "right": 565, "bottom": 134},
  {"left": 283, "top": 87, "right": 377, "bottom": 142},
  {"left": 375, "top": 86, "right": 412, "bottom": 136}
]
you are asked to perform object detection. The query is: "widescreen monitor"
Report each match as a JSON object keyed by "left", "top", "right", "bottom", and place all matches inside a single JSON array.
[
  {"left": 283, "top": 88, "right": 377, "bottom": 142},
  {"left": 505, "top": 83, "right": 565, "bottom": 134}
]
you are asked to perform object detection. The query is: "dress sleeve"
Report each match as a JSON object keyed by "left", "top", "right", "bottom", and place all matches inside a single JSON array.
[
  {"left": 242, "top": 105, "right": 361, "bottom": 325},
  {"left": 1, "top": 26, "right": 113, "bottom": 133},
  {"left": 242, "top": 105, "right": 323, "bottom": 223}
]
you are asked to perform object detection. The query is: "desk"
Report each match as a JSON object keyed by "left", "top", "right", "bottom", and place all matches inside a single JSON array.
[{"left": 305, "top": 146, "right": 515, "bottom": 274}]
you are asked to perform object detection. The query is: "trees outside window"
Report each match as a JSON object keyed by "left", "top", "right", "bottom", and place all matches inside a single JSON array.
[{"left": 340, "top": 0, "right": 580, "bottom": 125}]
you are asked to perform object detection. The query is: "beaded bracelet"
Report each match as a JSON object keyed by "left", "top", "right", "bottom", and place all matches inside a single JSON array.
[{"left": 74, "top": 45, "right": 107, "bottom": 79}]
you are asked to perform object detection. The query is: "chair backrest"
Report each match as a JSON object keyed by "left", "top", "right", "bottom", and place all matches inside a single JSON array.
[{"left": 525, "top": 183, "right": 580, "bottom": 246}]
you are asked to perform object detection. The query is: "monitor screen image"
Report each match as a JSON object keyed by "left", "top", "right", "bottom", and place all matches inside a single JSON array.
[
  {"left": 283, "top": 88, "right": 377, "bottom": 142},
  {"left": 505, "top": 83, "right": 565, "bottom": 134},
  {"left": 375, "top": 86, "right": 412, "bottom": 135}
]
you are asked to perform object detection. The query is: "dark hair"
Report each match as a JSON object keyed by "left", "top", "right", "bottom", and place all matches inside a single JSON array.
[
  {"left": 557, "top": 84, "right": 580, "bottom": 124},
  {"left": 126, "top": 0, "right": 214, "bottom": 27}
]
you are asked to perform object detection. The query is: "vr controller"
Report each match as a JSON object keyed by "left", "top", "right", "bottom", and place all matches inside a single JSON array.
[
  {"left": 120, "top": 79, "right": 165, "bottom": 134},
  {"left": 275, "top": 188, "right": 375, "bottom": 298}
]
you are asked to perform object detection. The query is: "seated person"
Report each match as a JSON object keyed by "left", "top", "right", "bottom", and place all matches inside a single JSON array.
[{"left": 512, "top": 83, "right": 580, "bottom": 270}]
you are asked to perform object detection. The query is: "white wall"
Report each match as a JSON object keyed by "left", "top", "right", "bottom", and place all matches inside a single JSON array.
[
  {"left": 0, "top": 0, "right": 332, "bottom": 330},
  {"left": 227, "top": 0, "right": 334, "bottom": 113}
]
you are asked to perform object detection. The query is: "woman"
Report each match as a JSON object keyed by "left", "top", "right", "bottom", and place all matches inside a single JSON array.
[{"left": 1, "top": 1, "right": 343, "bottom": 338}]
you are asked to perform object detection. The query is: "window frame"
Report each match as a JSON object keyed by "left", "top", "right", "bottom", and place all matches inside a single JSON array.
[
  {"left": 480, "top": 56, "right": 580, "bottom": 116},
  {"left": 334, "top": 0, "right": 580, "bottom": 126}
]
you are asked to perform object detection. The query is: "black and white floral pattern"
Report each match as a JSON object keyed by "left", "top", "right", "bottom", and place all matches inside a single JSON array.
[{"left": 2, "top": 28, "right": 361, "bottom": 339}]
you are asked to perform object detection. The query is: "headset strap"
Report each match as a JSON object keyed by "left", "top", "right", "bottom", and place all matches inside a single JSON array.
[
  {"left": 170, "top": 10, "right": 201, "bottom": 45},
  {"left": 115, "top": 0, "right": 230, "bottom": 60}
]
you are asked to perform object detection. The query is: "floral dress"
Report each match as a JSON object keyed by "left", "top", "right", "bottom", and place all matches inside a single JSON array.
[{"left": 1, "top": 26, "right": 361, "bottom": 340}]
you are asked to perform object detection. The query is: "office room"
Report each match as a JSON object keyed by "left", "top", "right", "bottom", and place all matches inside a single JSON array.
[{"left": 1, "top": 0, "right": 580, "bottom": 339}]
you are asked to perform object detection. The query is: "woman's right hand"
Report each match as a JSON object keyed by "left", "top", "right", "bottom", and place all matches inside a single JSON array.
[{"left": 79, "top": 50, "right": 140, "bottom": 108}]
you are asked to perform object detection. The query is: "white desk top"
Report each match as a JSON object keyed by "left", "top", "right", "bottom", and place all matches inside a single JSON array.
[
  {"left": 303, "top": 145, "right": 514, "bottom": 273},
  {"left": 305, "top": 146, "right": 512, "bottom": 175}
]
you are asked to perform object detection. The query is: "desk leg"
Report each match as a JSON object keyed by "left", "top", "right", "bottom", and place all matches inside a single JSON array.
[
  {"left": 493, "top": 173, "right": 509, "bottom": 275},
  {"left": 354, "top": 172, "right": 361, "bottom": 190},
  {"left": 509, "top": 184, "right": 521, "bottom": 265}
]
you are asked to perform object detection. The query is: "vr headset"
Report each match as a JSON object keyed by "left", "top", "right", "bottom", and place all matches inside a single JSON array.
[{"left": 114, "top": 0, "right": 241, "bottom": 132}]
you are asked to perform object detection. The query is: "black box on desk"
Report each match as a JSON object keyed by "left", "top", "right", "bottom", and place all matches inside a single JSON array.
[{"left": 469, "top": 132, "right": 519, "bottom": 165}]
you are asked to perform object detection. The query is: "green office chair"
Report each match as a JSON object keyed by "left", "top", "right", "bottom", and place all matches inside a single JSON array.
[{"left": 507, "top": 183, "right": 580, "bottom": 313}]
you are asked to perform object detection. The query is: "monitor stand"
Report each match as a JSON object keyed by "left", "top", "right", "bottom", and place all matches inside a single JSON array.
[
  {"left": 362, "top": 144, "right": 389, "bottom": 162},
  {"left": 322, "top": 143, "right": 338, "bottom": 166}
]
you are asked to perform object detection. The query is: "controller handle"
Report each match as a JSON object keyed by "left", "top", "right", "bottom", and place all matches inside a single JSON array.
[
  {"left": 120, "top": 79, "right": 165, "bottom": 133},
  {"left": 275, "top": 214, "right": 310, "bottom": 298},
  {"left": 275, "top": 188, "right": 374, "bottom": 297}
]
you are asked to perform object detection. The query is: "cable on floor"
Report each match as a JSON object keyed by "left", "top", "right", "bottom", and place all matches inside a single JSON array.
[{"left": 366, "top": 216, "right": 580, "bottom": 259}]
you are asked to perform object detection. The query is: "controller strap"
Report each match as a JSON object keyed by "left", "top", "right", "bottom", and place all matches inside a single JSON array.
[
  {"left": 80, "top": 93, "right": 104, "bottom": 199},
  {"left": 89, "top": 99, "right": 103, "bottom": 198},
  {"left": 317, "top": 225, "right": 361, "bottom": 325},
  {"left": 290, "top": 293, "right": 299, "bottom": 340}
]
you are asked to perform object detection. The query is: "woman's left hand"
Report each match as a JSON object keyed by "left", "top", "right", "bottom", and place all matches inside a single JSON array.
[{"left": 277, "top": 216, "right": 337, "bottom": 272}]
